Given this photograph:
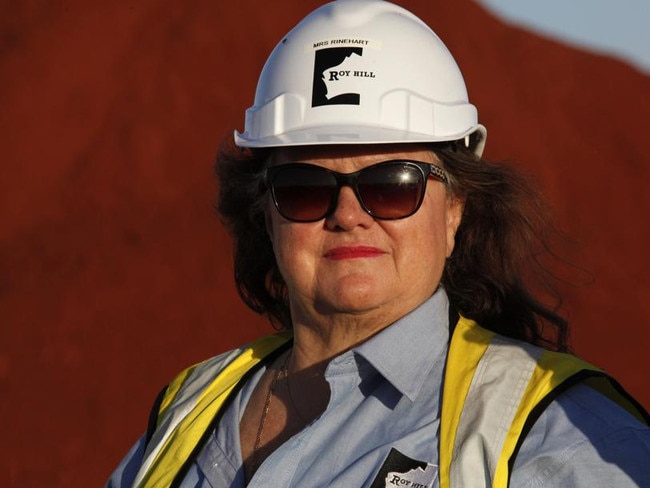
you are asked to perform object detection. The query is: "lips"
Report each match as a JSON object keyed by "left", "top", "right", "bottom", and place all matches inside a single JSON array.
[{"left": 324, "top": 246, "right": 386, "bottom": 260}]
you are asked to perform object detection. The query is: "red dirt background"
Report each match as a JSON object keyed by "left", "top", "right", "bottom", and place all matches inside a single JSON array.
[{"left": 2, "top": 0, "right": 649, "bottom": 485}]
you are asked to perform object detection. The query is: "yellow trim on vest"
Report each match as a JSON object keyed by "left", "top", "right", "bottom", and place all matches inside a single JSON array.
[
  {"left": 490, "top": 347, "right": 601, "bottom": 486},
  {"left": 440, "top": 318, "right": 605, "bottom": 488},
  {"left": 139, "top": 331, "right": 292, "bottom": 488},
  {"left": 158, "top": 362, "right": 203, "bottom": 421},
  {"left": 141, "top": 318, "right": 645, "bottom": 488},
  {"left": 439, "top": 316, "right": 495, "bottom": 488}
]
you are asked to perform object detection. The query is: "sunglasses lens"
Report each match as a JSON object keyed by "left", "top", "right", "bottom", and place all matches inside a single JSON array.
[
  {"left": 358, "top": 163, "right": 424, "bottom": 219},
  {"left": 269, "top": 162, "right": 429, "bottom": 222},
  {"left": 270, "top": 166, "right": 336, "bottom": 222}
]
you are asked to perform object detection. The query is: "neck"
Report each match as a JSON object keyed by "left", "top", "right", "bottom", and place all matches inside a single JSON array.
[
  {"left": 240, "top": 348, "right": 330, "bottom": 481},
  {"left": 287, "top": 302, "right": 404, "bottom": 370}
]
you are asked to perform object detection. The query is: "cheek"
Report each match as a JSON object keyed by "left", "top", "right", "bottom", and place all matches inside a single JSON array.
[
  {"left": 399, "top": 193, "right": 455, "bottom": 274},
  {"left": 268, "top": 219, "right": 292, "bottom": 266},
  {"left": 267, "top": 216, "right": 318, "bottom": 282},
  {"left": 390, "top": 210, "right": 446, "bottom": 266}
]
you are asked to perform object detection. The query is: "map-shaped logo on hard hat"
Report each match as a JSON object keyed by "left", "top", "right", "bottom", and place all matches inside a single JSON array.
[{"left": 312, "top": 46, "right": 375, "bottom": 107}]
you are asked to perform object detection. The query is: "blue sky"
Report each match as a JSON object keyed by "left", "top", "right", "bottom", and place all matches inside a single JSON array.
[{"left": 475, "top": 0, "right": 650, "bottom": 73}]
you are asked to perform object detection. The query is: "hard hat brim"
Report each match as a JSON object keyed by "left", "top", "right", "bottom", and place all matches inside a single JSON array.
[{"left": 234, "top": 124, "right": 486, "bottom": 157}]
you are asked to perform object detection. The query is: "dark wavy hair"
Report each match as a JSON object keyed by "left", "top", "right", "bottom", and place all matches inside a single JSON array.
[{"left": 216, "top": 137, "right": 570, "bottom": 352}]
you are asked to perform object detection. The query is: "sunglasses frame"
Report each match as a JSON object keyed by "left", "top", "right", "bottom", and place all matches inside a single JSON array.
[{"left": 264, "top": 159, "right": 449, "bottom": 223}]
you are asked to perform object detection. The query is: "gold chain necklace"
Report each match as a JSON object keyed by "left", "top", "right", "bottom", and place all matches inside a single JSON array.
[
  {"left": 249, "top": 351, "right": 319, "bottom": 477},
  {"left": 283, "top": 360, "right": 310, "bottom": 424},
  {"left": 249, "top": 352, "right": 290, "bottom": 473}
]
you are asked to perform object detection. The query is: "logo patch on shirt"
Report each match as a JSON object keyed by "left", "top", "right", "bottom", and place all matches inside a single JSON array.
[{"left": 370, "top": 448, "right": 438, "bottom": 488}]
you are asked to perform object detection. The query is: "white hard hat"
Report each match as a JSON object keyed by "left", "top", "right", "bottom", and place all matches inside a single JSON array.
[{"left": 235, "top": 0, "right": 487, "bottom": 156}]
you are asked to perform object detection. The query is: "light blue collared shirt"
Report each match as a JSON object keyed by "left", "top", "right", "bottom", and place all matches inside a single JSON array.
[{"left": 108, "top": 289, "right": 650, "bottom": 487}]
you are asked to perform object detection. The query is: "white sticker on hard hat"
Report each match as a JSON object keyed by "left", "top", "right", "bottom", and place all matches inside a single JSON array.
[
  {"left": 307, "top": 38, "right": 382, "bottom": 51},
  {"left": 312, "top": 46, "right": 377, "bottom": 107},
  {"left": 323, "top": 52, "right": 375, "bottom": 99}
]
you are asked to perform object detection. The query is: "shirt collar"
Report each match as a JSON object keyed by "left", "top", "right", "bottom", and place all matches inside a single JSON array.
[{"left": 354, "top": 288, "right": 450, "bottom": 402}]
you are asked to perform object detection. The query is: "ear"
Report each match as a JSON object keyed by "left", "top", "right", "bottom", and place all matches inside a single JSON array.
[{"left": 445, "top": 196, "right": 464, "bottom": 258}]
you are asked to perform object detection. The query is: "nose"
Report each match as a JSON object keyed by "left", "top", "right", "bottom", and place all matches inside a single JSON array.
[{"left": 325, "top": 186, "right": 374, "bottom": 230}]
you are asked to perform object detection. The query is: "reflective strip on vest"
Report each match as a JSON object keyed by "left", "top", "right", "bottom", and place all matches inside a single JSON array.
[
  {"left": 134, "top": 331, "right": 292, "bottom": 488},
  {"left": 137, "top": 318, "right": 646, "bottom": 488},
  {"left": 439, "top": 317, "right": 601, "bottom": 488}
]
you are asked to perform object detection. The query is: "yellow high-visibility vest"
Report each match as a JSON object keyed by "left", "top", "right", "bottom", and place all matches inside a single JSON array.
[{"left": 133, "top": 319, "right": 648, "bottom": 488}]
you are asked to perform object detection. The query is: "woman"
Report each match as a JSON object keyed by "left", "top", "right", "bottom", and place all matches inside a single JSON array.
[{"left": 108, "top": 1, "right": 650, "bottom": 487}]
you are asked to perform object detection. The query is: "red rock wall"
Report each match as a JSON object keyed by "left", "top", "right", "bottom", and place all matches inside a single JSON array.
[{"left": 2, "top": 0, "right": 648, "bottom": 485}]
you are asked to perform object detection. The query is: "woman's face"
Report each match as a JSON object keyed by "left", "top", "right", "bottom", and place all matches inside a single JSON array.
[{"left": 266, "top": 144, "right": 463, "bottom": 329}]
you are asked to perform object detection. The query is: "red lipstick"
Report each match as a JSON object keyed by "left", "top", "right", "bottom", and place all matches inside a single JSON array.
[{"left": 324, "top": 246, "right": 385, "bottom": 260}]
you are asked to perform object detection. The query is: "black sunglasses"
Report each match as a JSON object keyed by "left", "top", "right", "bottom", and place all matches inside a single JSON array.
[{"left": 264, "top": 160, "right": 448, "bottom": 223}]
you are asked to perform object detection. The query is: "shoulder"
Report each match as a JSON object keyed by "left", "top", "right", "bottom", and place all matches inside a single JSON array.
[
  {"left": 512, "top": 383, "right": 650, "bottom": 488},
  {"left": 163, "top": 331, "right": 292, "bottom": 406},
  {"left": 152, "top": 332, "right": 293, "bottom": 435}
]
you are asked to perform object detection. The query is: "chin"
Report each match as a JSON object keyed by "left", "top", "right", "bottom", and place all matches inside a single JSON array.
[{"left": 314, "top": 287, "right": 384, "bottom": 315}]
